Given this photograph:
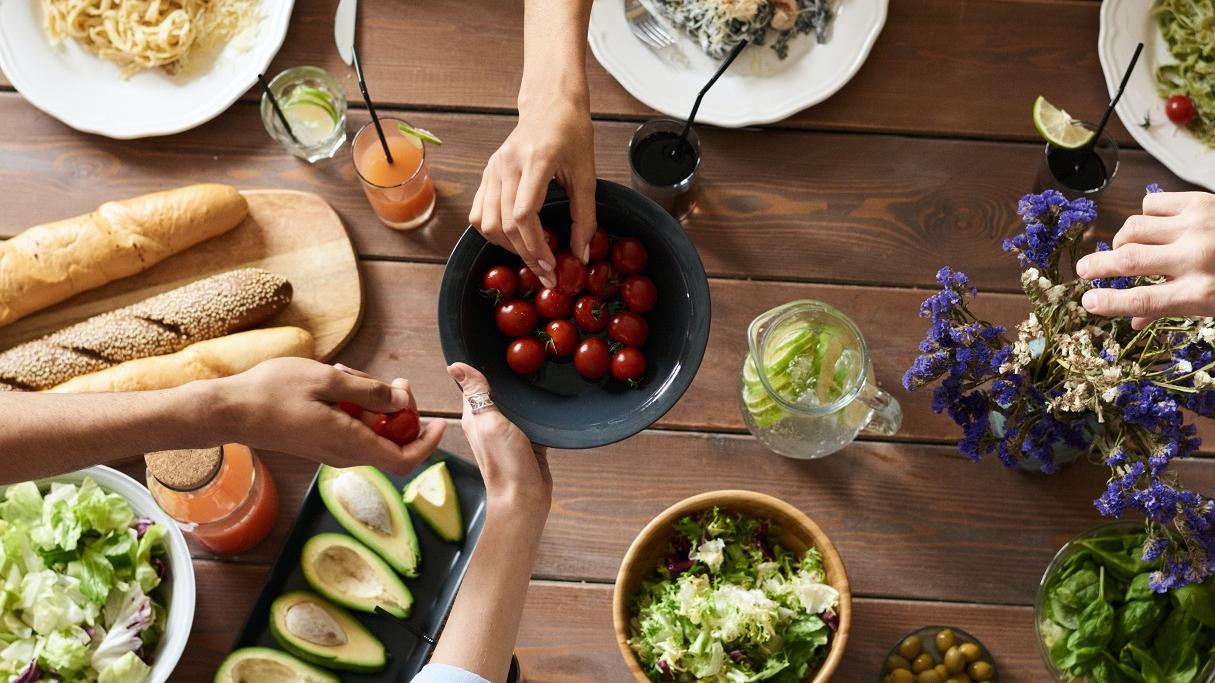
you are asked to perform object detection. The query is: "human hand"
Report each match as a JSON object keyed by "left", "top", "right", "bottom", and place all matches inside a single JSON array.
[
  {"left": 468, "top": 98, "right": 596, "bottom": 288},
  {"left": 206, "top": 357, "right": 446, "bottom": 474},
  {"left": 1077, "top": 191, "right": 1215, "bottom": 329},
  {"left": 447, "top": 362, "right": 551, "bottom": 522}
]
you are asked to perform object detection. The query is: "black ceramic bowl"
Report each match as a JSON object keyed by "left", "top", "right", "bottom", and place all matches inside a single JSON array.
[{"left": 438, "top": 180, "right": 710, "bottom": 449}]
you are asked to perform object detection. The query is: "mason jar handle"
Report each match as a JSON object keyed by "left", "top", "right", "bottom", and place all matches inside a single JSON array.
[{"left": 856, "top": 381, "right": 902, "bottom": 436}]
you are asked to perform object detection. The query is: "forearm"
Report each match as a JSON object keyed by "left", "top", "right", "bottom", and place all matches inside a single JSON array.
[
  {"left": 429, "top": 498, "right": 547, "bottom": 682},
  {"left": 518, "top": 0, "right": 591, "bottom": 112}
]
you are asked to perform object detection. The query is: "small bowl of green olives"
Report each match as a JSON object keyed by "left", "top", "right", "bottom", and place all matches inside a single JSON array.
[{"left": 880, "top": 626, "right": 998, "bottom": 683}]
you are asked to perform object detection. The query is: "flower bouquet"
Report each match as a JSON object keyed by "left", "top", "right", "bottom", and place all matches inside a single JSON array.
[{"left": 905, "top": 185, "right": 1215, "bottom": 591}]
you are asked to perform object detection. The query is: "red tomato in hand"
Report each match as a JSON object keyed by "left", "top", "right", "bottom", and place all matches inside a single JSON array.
[
  {"left": 535, "top": 288, "right": 573, "bottom": 319},
  {"left": 496, "top": 300, "right": 538, "bottom": 337},
  {"left": 481, "top": 265, "right": 517, "bottom": 301},
  {"left": 611, "top": 237, "right": 648, "bottom": 274},
  {"left": 554, "top": 252, "right": 588, "bottom": 296},
  {"left": 608, "top": 311, "right": 650, "bottom": 347},
  {"left": 588, "top": 229, "right": 611, "bottom": 261},
  {"left": 542, "top": 227, "right": 560, "bottom": 254},
  {"left": 336, "top": 401, "right": 364, "bottom": 419},
  {"left": 1166, "top": 95, "right": 1196, "bottom": 126},
  {"left": 574, "top": 337, "right": 611, "bottom": 380},
  {"left": 506, "top": 337, "right": 546, "bottom": 374},
  {"left": 516, "top": 266, "right": 543, "bottom": 298},
  {"left": 574, "top": 295, "right": 609, "bottom": 333},
  {"left": 543, "top": 319, "right": 579, "bottom": 358},
  {"left": 586, "top": 262, "right": 620, "bottom": 299},
  {"left": 611, "top": 348, "right": 646, "bottom": 383},
  {"left": 373, "top": 407, "right": 421, "bottom": 446},
  {"left": 621, "top": 274, "right": 658, "bottom": 313}
]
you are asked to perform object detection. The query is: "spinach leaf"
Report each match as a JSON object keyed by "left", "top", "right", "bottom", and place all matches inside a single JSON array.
[
  {"left": 1171, "top": 583, "right": 1215, "bottom": 629},
  {"left": 1117, "top": 599, "right": 1166, "bottom": 645},
  {"left": 1051, "top": 566, "right": 1101, "bottom": 629},
  {"left": 1093, "top": 653, "right": 1128, "bottom": 683},
  {"left": 1126, "top": 573, "right": 1156, "bottom": 602},
  {"left": 1077, "top": 538, "right": 1154, "bottom": 581},
  {"left": 1068, "top": 568, "right": 1116, "bottom": 667},
  {"left": 1126, "top": 643, "right": 1167, "bottom": 683}
]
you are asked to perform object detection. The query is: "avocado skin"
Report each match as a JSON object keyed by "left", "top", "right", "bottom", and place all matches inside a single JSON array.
[
  {"left": 317, "top": 465, "right": 421, "bottom": 577},
  {"left": 300, "top": 532, "right": 413, "bottom": 619},
  {"left": 403, "top": 461, "right": 465, "bottom": 543},
  {"left": 269, "top": 591, "right": 387, "bottom": 673},
  {"left": 214, "top": 646, "right": 340, "bottom": 683}
]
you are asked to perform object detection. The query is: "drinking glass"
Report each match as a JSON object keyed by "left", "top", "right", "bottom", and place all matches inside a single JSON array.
[
  {"left": 1035, "top": 121, "right": 1119, "bottom": 200},
  {"left": 740, "top": 301, "right": 901, "bottom": 459},
  {"left": 628, "top": 118, "right": 701, "bottom": 220},
  {"left": 352, "top": 118, "right": 437, "bottom": 230},
  {"left": 260, "top": 66, "right": 347, "bottom": 163}
]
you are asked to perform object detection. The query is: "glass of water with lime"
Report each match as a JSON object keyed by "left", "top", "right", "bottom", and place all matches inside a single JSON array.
[
  {"left": 260, "top": 66, "right": 347, "bottom": 163},
  {"left": 740, "top": 300, "right": 902, "bottom": 459}
]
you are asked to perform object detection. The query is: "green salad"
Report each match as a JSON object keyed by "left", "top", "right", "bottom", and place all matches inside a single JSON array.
[
  {"left": 628, "top": 508, "right": 839, "bottom": 682},
  {"left": 0, "top": 478, "right": 169, "bottom": 683},
  {"left": 1153, "top": 0, "right": 1215, "bottom": 147},
  {"left": 1039, "top": 527, "right": 1215, "bottom": 683}
]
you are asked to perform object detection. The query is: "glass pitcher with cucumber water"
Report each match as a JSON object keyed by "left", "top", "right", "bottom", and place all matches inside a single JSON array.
[{"left": 740, "top": 301, "right": 902, "bottom": 458}]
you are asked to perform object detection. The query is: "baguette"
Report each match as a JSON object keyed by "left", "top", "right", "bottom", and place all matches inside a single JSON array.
[
  {"left": 49, "top": 327, "right": 315, "bottom": 393},
  {"left": 0, "top": 184, "right": 248, "bottom": 328},
  {"left": 0, "top": 268, "right": 291, "bottom": 391}
]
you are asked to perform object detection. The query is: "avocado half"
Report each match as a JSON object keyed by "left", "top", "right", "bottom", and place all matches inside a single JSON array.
[
  {"left": 318, "top": 465, "right": 420, "bottom": 577},
  {"left": 214, "top": 646, "right": 339, "bottom": 683},
  {"left": 301, "top": 532, "right": 414, "bottom": 618},
  {"left": 403, "top": 461, "right": 464, "bottom": 543},
  {"left": 269, "top": 591, "right": 386, "bottom": 673}
]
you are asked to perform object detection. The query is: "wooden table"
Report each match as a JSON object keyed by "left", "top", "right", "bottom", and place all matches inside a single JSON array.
[{"left": 3, "top": 0, "right": 1211, "bottom": 680}]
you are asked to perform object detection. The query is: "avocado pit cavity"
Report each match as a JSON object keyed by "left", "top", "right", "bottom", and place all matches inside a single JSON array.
[
  {"left": 285, "top": 602, "right": 348, "bottom": 647},
  {"left": 231, "top": 658, "right": 311, "bottom": 682}
]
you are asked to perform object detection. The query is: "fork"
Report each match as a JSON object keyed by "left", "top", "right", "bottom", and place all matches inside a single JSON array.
[{"left": 624, "top": 0, "right": 675, "bottom": 50}]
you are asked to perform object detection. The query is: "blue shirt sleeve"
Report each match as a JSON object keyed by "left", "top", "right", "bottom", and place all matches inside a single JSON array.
[{"left": 411, "top": 663, "right": 493, "bottom": 683}]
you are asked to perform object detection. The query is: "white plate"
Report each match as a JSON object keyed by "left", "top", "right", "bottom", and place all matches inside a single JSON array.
[
  {"left": 588, "top": 0, "right": 887, "bottom": 128},
  {"left": 0, "top": 0, "right": 294, "bottom": 139},
  {"left": 1099, "top": 0, "right": 1215, "bottom": 191}
]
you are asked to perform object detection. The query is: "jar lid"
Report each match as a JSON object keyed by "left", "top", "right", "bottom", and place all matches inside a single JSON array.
[{"left": 145, "top": 447, "right": 223, "bottom": 491}]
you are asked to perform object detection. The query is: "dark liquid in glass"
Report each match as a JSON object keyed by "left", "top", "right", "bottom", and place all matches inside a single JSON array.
[
  {"left": 1048, "top": 147, "right": 1109, "bottom": 192},
  {"left": 631, "top": 132, "right": 697, "bottom": 186}
]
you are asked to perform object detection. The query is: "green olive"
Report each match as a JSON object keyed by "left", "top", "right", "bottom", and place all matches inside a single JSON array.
[
  {"left": 967, "top": 661, "right": 994, "bottom": 681},
  {"left": 899, "top": 636, "right": 924, "bottom": 661},
  {"left": 891, "top": 669, "right": 916, "bottom": 683},
  {"left": 943, "top": 646, "right": 966, "bottom": 674},
  {"left": 958, "top": 643, "right": 981, "bottom": 663},
  {"left": 945, "top": 676, "right": 971, "bottom": 683},
  {"left": 935, "top": 628, "right": 956, "bottom": 652},
  {"left": 887, "top": 655, "right": 913, "bottom": 673},
  {"left": 934, "top": 664, "right": 950, "bottom": 679},
  {"left": 912, "top": 653, "right": 935, "bottom": 674},
  {"left": 916, "top": 671, "right": 944, "bottom": 683}
]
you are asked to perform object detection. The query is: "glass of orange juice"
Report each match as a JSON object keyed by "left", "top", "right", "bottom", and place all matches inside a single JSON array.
[{"left": 353, "top": 117, "right": 437, "bottom": 230}]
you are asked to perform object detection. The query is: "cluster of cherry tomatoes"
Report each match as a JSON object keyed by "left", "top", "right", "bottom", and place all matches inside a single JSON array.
[{"left": 482, "top": 228, "right": 656, "bottom": 385}]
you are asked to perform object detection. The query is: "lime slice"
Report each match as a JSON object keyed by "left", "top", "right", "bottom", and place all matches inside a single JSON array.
[
  {"left": 397, "top": 123, "right": 443, "bottom": 146},
  {"left": 283, "top": 86, "right": 338, "bottom": 123},
  {"left": 1033, "top": 96, "right": 1093, "bottom": 149}
]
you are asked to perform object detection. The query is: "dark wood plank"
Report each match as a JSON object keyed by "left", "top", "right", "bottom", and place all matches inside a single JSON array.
[
  {"left": 0, "top": 0, "right": 1128, "bottom": 144},
  {"left": 0, "top": 96, "right": 1189, "bottom": 294}
]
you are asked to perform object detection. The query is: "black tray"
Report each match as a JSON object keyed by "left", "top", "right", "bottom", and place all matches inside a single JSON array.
[{"left": 229, "top": 452, "right": 487, "bottom": 681}]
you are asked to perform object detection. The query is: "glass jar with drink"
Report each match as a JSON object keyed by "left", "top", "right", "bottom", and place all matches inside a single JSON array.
[
  {"left": 1036, "top": 120, "right": 1119, "bottom": 200},
  {"left": 260, "top": 66, "right": 348, "bottom": 163},
  {"left": 629, "top": 118, "right": 701, "bottom": 220},
  {"left": 353, "top": 118, "right": 438, "bottom": 230}
]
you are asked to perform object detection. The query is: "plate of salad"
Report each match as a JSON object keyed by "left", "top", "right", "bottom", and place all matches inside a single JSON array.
[
  {"left": 0, "top": 467, "right": 194, "bottom": 683},
  {"left": 1099, "top": 0, "right": 1215, "bottom": 191},
  {"left": 613, "top": 491, "right": 850, "bottom": 683}
]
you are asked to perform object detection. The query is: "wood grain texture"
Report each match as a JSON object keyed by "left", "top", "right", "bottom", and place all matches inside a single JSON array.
[{"left": 0, "top": 96, "right": 1190, "bottom": 296}]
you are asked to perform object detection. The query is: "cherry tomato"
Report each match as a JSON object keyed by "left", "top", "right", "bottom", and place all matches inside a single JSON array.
[
  {"left": 495, "top": 300, "right": 538, "bottom": 338},
  {"left": 586, "top": 261, "right": 620, "bottom": 299},
  {"left": 608, "top": 311, "right": 650, "bottom": 347},
  {"left": 588, "top": 229, "right": 611, "bottom": 261},
  {"left": 373, "top": 407, "right": 420, "bottom": 446},
  {"left": 611, "top": 237, "right": 648, "bottom": 274},
  {"left": 621, "top": 274, "right": 658, "bottom": 313},
  {"left": 535, "top": 288, "right": 573, "bottom": 319},
  {"left": 554, "top": 252, "right": 588, "bottom": 296},
  {"left": 516, "top": 266, "right": 543, "bottom": 298},
  {"left": 506, "top": 336, "right": 546, "bottom": 374},
  {"left": 542, "top": 227, "right": 560, "bottom": 254},
  {"left": 336, "top": 401, "right": 364, "bottom": 419},
  {"left": 481, "top": 265, "right": 517, "bottom": 301},
  {"left": 611, "top": 347, "right": 646, "bottom": 383},
  {"left": 1166, "top": 94, "right": 1196, "bottom": 126},
  {"left": 574, "top": 295, "right": 609, "bottom": 333},
  {"left": 574, "top": 337, "right": 611, "bottom": 380},
  {"left": 543, "top": 319, "right": 579, "bottom": 358}
]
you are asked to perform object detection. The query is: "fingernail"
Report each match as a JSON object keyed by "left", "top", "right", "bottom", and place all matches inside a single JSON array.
[
  {"left": 391, "top": 385, "right": 410, "bottom": 407},
  {"left": 538, "top": 258, "right": 555, "bottom": 274},
  {"left": 1075, "top": 256, "right": 1090, "bottom": 278},
  {"left": 449, "top": 364, "right": 466, "bottom": 385},
  {"left": 1082, "top": 290, "right": 1098, "bottom": 310},
  {"left": 581, "top": 244, "right": 591, "bottom": 263},
  {"left": 333, "top": 362, "right": 350, "bottom": 372},
  {"left": 541, "top": 274, "right": 557, "bottom": 289}
]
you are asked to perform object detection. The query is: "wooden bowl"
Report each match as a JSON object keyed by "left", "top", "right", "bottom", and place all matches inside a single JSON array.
[{"left": 613, "top": 490, "right": 851, "bottom": 683}]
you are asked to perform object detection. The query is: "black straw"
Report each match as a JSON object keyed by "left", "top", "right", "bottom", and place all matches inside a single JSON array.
[
  {"left": 675, "top": 39, "right": 748, "bottom": 156},
  {"left": 352, "top": 44, "right": 393, "bottom": 165},
  {"left": 1091, "top": 42, "right": 1144, "bottom": 150},
  {"left": 257, "top": 73, "right": 300, "bottom": 145}
]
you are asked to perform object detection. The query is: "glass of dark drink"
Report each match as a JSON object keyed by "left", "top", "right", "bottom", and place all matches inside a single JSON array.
[
  {"left": 629, "top": 118, "right": 701, "bottom": 220},
  {"left": 1036, "top": 121, "right": 1119, "bottom": 200}
]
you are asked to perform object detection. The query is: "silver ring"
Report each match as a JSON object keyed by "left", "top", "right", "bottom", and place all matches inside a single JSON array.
[{"left": 467, "top": 392, "right": 495, "bottom": 414}]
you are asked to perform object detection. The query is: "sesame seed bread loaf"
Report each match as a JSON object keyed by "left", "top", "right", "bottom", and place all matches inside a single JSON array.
[
  {"left": 0, "top": 268, "right": 292, "bottom": 391},
  {"left": 48, "top": 326, "right": 315, "bottom": 393},
  {"left": 0, "top": 184, "right": 248, "bottom": 329}
]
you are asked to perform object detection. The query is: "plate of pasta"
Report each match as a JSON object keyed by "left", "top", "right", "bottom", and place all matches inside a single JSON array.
[{"left": 0, "top": 0, "right": 294, "bottom": 138}]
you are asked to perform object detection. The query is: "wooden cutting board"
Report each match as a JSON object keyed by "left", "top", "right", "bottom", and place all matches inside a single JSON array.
[{"left": 0, "top": 189, "right": 362, "bottom": 361}]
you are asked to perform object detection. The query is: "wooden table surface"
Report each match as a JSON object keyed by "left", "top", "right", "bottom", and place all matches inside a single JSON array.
[{"left": 2, "top": 0, "right": 1208, "bottom": 681}]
